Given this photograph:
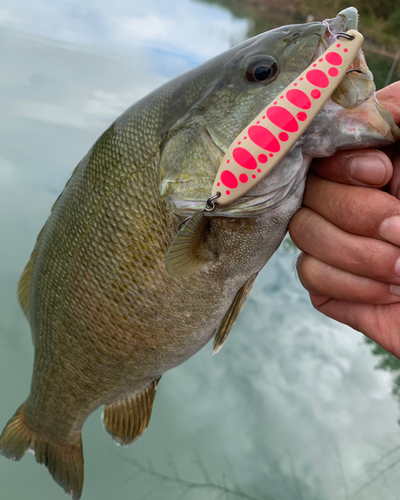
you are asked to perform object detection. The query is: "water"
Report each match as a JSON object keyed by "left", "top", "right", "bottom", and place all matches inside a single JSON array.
[{"left": 1, "top": 1, "right": 400, "bottom": 499}]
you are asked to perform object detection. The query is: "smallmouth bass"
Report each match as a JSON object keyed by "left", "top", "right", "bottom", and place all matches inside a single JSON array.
[{"left": 1, "top": 7, "right": 399, "bottom": 499}]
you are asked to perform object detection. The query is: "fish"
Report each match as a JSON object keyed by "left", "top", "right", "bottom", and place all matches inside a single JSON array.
[{"left": 0, "top": 7, "right": 398, "bottom": 499}]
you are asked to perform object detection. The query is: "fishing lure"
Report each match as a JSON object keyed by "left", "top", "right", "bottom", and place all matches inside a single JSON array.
[{"left": 166, "top": 29, "right": 364, "bottom": 278}]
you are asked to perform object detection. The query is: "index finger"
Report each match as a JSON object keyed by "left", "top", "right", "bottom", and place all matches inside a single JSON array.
[
  {"left": 377, "top": 81, "right": 400, "bottom": 125},
  {"left": 303, "top": 173, "right": 400, "bottom": 242}
]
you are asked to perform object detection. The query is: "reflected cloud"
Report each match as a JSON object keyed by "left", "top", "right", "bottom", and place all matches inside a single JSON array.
[
  {"left": 366, "top": 338, "right": 400, "bottom": 415},
  {"left": 84, "top": 90, "right": 144, "bottom": 119},
  {"left": 113, "top": 15, "right": 171, "bottom": 44},
  {"left": 0, "top": 0, "right": 248, "bottom": 64},
  {"left": 13, "top": 99, "right": 98, "bottom": 128},
  {"left": 1, "top": 1, "right": 400, "bottom": 499}
]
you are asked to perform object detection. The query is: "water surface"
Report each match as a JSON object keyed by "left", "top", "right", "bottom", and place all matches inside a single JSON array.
[{"left": 1, "top": 1, "right": 400, "bottom": 499}]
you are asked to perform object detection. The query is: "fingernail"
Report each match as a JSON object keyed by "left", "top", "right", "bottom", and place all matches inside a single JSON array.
[
  {"left": 349, "top": 156, "right": 387, "bottom": 185},
  {"left": 390, "top": 284, "right": 400, "bottom": 296},
  {"left": 379, "top": 216, "right": 400, "bottom": 246},
  {"left": 395, "top": 257, "right": 400, "bottom": 277}
]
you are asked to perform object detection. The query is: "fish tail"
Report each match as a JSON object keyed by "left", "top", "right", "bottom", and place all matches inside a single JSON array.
[{"left": 0, "top": 403, "right": 84, "bottom": 500}]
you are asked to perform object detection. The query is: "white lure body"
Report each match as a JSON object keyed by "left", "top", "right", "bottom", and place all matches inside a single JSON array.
[{"left": 212, "top": 29, "right": 364, "bottom": 205}]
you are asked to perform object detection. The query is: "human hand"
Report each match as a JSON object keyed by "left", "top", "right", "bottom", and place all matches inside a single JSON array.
[{"left": 289, "top": 82, "right": 400, "bottom": 358}]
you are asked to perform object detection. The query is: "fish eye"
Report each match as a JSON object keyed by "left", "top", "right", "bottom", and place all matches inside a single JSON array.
[{"left": 245, "top": 57, "right": 279, "bottom": 83}]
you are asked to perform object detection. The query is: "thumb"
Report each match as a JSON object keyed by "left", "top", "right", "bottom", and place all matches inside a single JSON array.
[{"left": 311, "top": 149, "right": 393, "bottom": 187}]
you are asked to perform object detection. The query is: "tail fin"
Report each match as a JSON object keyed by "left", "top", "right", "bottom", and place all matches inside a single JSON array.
[{"left": 0, "top": 404, "right": 84, "bottom": 500}]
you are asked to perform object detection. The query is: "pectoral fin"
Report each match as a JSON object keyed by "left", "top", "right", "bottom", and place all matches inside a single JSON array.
[
  {"left": 102, "top": 378, "right": 161, "bottom": 446},
  {"left": 165, "top": 211, "right": 217, "bottom": 279},
  {"left": 213, "top": 274, "right": 257, "bottom": 355}
]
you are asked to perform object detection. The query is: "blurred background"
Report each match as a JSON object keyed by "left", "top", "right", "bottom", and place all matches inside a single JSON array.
[{"left": 1, "top": 1, "right": 400, "bottom": 499}]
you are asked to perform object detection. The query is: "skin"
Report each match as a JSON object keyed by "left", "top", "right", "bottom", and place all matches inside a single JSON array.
[{"left": 289, "top": 81, "right": 400, "bottom": 359}]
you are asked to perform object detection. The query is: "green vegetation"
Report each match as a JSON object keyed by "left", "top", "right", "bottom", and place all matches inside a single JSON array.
[
  {"left": 295, "top": 0, "right": 400, "bottom": 55},
  {"left": 365, "top": 338, "right": 400, "bottom": 422},
  {"left": 197, "top": 0, "right": 400, "bottom": 89},
  {"left": 388, "top": 9, "right": 400, "bottom": 35}
]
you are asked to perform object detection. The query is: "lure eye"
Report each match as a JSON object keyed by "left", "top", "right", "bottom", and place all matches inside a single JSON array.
[{"left": 245, "top": 57, "right": 279, "bottom": 83}]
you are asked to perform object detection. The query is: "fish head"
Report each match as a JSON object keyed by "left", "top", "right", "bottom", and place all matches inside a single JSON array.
[{"left": 159, "top": 8, "right": 400, "bottom": 218}]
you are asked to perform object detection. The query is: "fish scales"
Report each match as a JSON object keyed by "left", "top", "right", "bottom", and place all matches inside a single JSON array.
[
  {"left": 1, "top": 8, "right": 399, "bottom": 499},
  {"left": 26, "top": 87, "right": 268, "bottom": 435}
]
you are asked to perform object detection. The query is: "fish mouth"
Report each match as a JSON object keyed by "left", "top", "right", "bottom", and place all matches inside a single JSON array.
[
  {"left": 316, "top": 7, "right": 359, "bottom": 65},
  {"left": 316, "top": 11, "right": 369, "bottom": 108},
  {"left": 318, "top": 8, "right": 370, "bottom": 79}
]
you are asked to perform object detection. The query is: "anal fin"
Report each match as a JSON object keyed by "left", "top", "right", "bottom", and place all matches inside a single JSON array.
[
  {"left": 103, "top": 378, "right": 161, "bottom": 446},
  {"left": 213, "top": 273, "right": 257, "bottom": 355}
]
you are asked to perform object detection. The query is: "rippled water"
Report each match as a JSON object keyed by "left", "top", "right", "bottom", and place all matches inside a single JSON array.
[{"left": 1, "top": 1, "right": 400, "bottom": 499}]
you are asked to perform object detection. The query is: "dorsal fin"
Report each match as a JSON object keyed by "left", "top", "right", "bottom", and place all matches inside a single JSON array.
[
  {"left": 17, "top": 224, "right": 45, "bottom": 321},
  {"left": 213, "top": 273, "right": 257, "bottom": 355},
  {"left": 18, "top": 257, "right": 35, "bottom": 321},
  {"left": 17, "top": 163, "right": 81, "bottom": 321},
  {"left": 165, "top": 211, "right": 217, "bottom": 279}
]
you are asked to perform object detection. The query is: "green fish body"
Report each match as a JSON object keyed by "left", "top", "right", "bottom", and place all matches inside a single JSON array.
[{"left": 1, "top": 8, "right": 398, "bottom": 499}]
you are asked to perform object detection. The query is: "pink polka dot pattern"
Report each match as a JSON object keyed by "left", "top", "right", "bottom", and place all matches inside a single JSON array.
[
  {"left": 325, "top": 52, "right": 343, "bottom": 66},
  {"left": 232, "top": 148, "right": 257, "bottom": 170},
  {"left": 286, "top": 89, "right": 311, "bottom": 109},
  {"left": 267, "top": 106, "right": 299, "bottom": 133},
  {"left": 213, "top": 32, "right": 362, "bottom": 204},
  {"left": 220, "top": 170, "right": 238, "bottom": 189},
  {"left": 248, "top": 126, "right": 281, "bottom": 153},
  {"left": 306, "top": 69, "right": 329, "bottom": 88},
  {"left": 258, "top": 154, "right": 268, "bottom": 163},
  {"left": 279, "top": 132, "right": 289, "bottom": 141}
]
